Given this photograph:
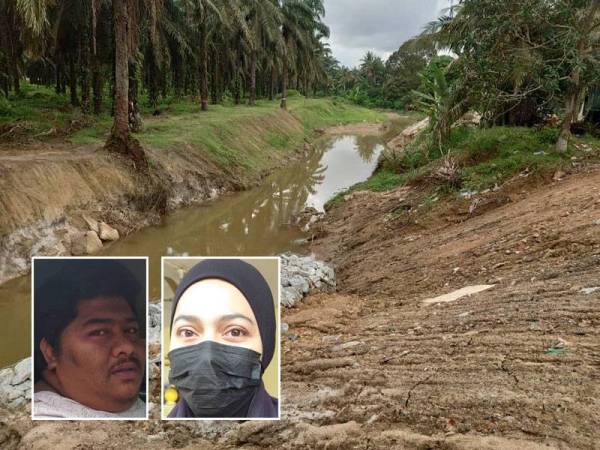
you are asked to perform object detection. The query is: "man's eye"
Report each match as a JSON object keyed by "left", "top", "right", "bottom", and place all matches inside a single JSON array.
[
  {"left": 126, "top": 327, "right": 139, "bottom": 335},
  {"left": 90, "top": 329, "right": 108, "bottom": 337}
]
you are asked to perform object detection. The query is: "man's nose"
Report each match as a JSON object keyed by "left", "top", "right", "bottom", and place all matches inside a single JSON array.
[{"left": 112, "top": 330, "right": 137, "bottom": 357}]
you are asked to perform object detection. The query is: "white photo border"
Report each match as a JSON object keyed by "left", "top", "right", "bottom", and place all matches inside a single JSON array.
[
  {"left": 30, "top": 256, "right": 150, "bottom": 421},
  {"left": 160, "top": 256, "right": 282, "bottom": 421}
]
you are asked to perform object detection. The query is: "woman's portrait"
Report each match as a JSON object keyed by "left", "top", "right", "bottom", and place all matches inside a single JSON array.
[{"left": 162, "top": 257, "right": 279, "bottom": 419}]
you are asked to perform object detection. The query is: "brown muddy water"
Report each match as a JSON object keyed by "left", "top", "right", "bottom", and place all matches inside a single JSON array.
[{"left": 0, "top": 133, "right": 384, "bottom": 367}]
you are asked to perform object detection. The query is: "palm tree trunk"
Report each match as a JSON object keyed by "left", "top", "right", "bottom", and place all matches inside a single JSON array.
[
  {"left": 280, "top": 58, "right": 288, "bottom": 110},
  {"left": 249, "top": 51, "right": 257, "bottom": 106},
  {"left": 269, "top": 65, "right": 275, "bottom": 101},
  {"left": 3, "top": 5, "right": 21, "bottom": 96},
  {"left": 92, "top": 63, "right": 103, "bottom": 114},
  {"left": 69, "top": 54, "right": 79, "bottom": 106},
  {"left": 106, "top": 0, "right": 145, "bottom": 164},
  {"left": 199, "top": 23, "right": 208, "bottom": 111},
  {"left": 112, "top": 0, "right": 129, "bottom": 142},
  {"left": 79, "top": 27, "right": 91, "bottom": 114},
  {"left": 91, "top": 0, "right": 101, "bottom": 113},
  {"left": 234, "top": 74, "right": 241, "bottom": 105},
  {"left": 128, "top": 59, "right": 142, "bottom": 131},
  {"left": 55, "top": 52, "right": 63, "bottom": 94},
  {"left": 210, "top": 51, "right": 218, "bottom": 104}
]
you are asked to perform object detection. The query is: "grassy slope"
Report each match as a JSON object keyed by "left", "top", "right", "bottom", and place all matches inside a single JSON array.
[
  {"left": 1, "top": 83, "right": 386, "bottom": 175},
  {"left": 327, "top": 125, "right": 600, "bottom": 208}
]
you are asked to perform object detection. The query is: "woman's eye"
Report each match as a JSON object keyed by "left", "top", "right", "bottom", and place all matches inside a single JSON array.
[
  {"left": 225, "top": 327, "right": 247, "bottom": 339},
  {"left": 178, "top": 328, "right": 196, "bottom": 338}
]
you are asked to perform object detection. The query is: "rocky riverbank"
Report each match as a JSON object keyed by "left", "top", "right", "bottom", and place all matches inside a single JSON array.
[{"left": 0, "top": 358, "right": 31, "bottom": 409}]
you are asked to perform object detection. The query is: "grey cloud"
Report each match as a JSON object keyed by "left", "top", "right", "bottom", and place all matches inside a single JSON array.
[{"left": 325, "top": 0, "right": 450, "bottom": 67}]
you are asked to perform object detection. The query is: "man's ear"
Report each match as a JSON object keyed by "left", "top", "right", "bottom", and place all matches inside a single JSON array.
[{"left": 40, "top": 338, "right": 58, "bottom": 370}]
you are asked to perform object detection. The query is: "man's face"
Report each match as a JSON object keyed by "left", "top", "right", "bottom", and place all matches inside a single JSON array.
[
  {"left": 51, "top": 297, "right": 145, "bottom": 412},
  {"left": 170, "top": 279, "right": 263, "bottom": 356}
]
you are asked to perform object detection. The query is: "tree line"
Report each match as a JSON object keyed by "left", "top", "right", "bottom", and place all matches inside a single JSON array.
[
  {"left": 0, "top": 0, "right": 330, "bottom": 159},
  {"left": 326, "top": 0, "right": 600, "bottom": 152}
]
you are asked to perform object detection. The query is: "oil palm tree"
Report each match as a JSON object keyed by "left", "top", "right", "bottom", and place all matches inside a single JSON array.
[
  {"left": 245, "top": 0, "right": 282, "bottom": 105},
  {"left": 279, "top": 0, "right": 328, "bottom": 109},
  {"left": 182, "top": 0, "right": 221, "bottom": 111}
]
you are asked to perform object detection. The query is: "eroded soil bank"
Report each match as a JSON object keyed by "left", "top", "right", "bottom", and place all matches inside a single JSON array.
[
  {"left": 4, "top": 116, "right": 596, "bottom": 449},
  {"left": 0, "top": 102, "right": 387, "bottom": 284},
  {"left": 3, "top": 168, "right": 596, "bottom": 448}
]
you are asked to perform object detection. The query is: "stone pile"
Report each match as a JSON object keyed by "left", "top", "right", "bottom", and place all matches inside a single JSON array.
[
  {"left": 0, "top": 357, "right": 32, "bottom": 408},
  {"left": 280, "top": 253, "right": 335, "bottom": 307},
  {"left": 148, "top": 302, "right": 161, "bottom": 345}
]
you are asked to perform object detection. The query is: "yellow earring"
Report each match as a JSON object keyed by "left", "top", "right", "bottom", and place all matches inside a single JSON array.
[{"left": 164, "top": 385, "right": 179, "bottom": 404}]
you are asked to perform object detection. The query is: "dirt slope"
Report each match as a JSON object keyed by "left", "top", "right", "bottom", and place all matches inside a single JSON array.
[
  {"left": 0, "top": 111, "right": 303, "bottom": 284},
  {"left": 288, "top": 165, "right": 600, "bottom": 448}
]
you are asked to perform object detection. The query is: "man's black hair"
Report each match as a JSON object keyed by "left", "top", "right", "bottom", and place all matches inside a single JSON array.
[{"left": 33, "top": 259, "right": 144, "bottom": 382}]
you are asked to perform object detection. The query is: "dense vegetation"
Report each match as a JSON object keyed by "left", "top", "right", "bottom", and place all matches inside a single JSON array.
[
  {"left": 0, "top": 0, "right": 332, "bottom": 160},
  {"left": 2, "top": 0, "right": 599, "bottom": 168},
  {"left": 326, "top": 42, "right": 442, "bottom": 111},
  {"left": 327, "top": 0, "right": 600, "bottom": 207},
  {"left": 328, "top": 1, "right": 600, "bottom": 150}
]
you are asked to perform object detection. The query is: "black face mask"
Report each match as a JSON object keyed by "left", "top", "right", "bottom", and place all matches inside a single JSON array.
[{"left": 168, "top": 340, "right": 262, "bottom": 418}]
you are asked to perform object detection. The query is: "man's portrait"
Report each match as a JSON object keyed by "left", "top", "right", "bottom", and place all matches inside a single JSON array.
[
  {"left": 162, "top": 257, "right": 280, "bottom": 420},
  {"left": 32, "top": 258, "right": 147, "bottom": 419}
]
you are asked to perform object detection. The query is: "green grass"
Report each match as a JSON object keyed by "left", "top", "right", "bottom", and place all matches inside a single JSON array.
[
  {"left": 289, "top": 97, "right": 386, "bottom": 131},
  {"left": 1, "top": 83, "right": 387, "bottom": 177},
  {"left": 326, "top": 124, "right": 600, "bottom": 208},
  {"left": 65, "top": 93, "right": 385, "bottom": 172},
  {"left": 0, "top": 82, "right": 79, "bottom": 136},
  {"left": 325, "top": 168, "right": 406, "bottom": 209},
  {"left": 456, "top": 127, "right": 580, "bottom": 191}
]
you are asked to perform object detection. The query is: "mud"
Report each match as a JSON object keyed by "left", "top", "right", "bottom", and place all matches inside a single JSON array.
[{"left": 2, "top": 122, "right": 598, "bottom": 448}]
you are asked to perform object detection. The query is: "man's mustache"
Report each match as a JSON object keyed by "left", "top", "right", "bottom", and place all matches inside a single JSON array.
[{"left": 110, "top": 355, "right": 142, "bottom": 373}]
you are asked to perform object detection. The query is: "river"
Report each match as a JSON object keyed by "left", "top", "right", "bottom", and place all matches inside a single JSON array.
[{"left": 0, "top": 132, "right": 386, "bottom": 367}]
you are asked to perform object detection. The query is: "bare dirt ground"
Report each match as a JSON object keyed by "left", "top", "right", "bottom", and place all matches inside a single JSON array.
[{"left": 296, "top": 165, "right": 600, "bottom": 449}]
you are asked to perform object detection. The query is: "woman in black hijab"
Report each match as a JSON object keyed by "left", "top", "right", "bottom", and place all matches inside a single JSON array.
[{"left": 166, "top": 259, "right": 278, "bottom": 418}]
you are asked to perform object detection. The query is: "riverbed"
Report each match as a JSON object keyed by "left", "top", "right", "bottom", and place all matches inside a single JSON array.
[{"left": 0, "top": 132, "right": 385, "bottom": 367}]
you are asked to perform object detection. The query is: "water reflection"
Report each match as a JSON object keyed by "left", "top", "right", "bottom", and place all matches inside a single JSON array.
[
  {"left": 104, "top": 134, "right": 384, "bottom": 297},
  {"left": 0, "top": 133, "right": 384, "bottom": 367}
]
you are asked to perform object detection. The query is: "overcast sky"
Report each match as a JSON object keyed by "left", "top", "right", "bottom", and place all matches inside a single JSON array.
[{"left": 324, "top": 0, "right": 451, "bottom": 68}]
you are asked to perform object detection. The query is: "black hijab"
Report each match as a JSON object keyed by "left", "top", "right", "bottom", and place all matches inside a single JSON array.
[{"left": 169, "top": 258, "right": 276, "bottom": 372}]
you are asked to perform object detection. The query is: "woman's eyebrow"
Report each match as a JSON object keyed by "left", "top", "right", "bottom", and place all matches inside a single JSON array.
[
  {"left": 173, "top": 314, "right": 201, "bottom": 325},
  {"left": 219, "top": 313, "right": 254, "bottom": 325}
]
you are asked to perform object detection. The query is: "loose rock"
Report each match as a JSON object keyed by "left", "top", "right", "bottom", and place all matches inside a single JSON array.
[
  {"left": 71, "top": 231, "right": 103, "bottom": 255},
  {"left": 98, "top": 222, "right": 119, "bottom": 241},
  {"left": 0, "top": 357, "right": 31, "bottom": 409}
]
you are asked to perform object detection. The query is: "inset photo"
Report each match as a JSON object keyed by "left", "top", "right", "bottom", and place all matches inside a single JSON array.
[
  {"left": 162, "top": 257, "right": 280, "bottom": 420},
  {"left": 32, "top": 257, "right": 148, "bottom": 420}
]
